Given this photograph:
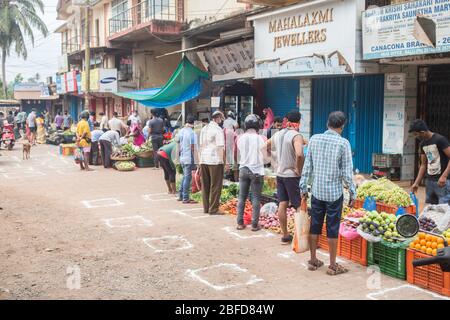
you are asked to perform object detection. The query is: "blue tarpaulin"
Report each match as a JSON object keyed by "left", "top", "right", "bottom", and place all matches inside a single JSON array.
[{"left": 115, "top": 57, "right": 209, "bottom": 108}]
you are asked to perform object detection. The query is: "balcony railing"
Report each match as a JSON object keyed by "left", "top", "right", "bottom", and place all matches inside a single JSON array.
[
  {"left": 61, "top": 36, "right": 100, "bottom": 55},
  {"left": 109, "top": 0, "right": 179, "bottom": 36}
]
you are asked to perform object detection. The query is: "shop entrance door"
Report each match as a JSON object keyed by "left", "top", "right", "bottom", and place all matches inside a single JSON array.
[{"left": 312, "top": 75, "right": 384, "bottom": 173}]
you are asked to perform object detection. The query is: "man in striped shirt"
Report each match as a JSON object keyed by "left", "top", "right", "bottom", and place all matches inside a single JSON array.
[{"left": 300, "top": 111, "right": 356, "bottom": 276}]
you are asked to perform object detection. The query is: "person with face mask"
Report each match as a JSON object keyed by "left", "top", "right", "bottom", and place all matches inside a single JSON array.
[
  {"left": 199, "top": 111, "right": 226, "bottom": 215},
  {"left": 410, "top": 119, "right": 450, "bottom": 205}
]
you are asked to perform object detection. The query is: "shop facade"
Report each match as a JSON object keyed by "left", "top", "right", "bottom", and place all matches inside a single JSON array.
[
  {"left": 362, "top": 0, "right": 450, "bottom": 179},
  {"left": 249, "top": 0, "right": 385, "bottom": 174}
]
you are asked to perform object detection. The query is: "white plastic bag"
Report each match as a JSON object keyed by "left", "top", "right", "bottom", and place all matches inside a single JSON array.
[
  {"left": 421, "top": 204, "right": 450, "bottom": 233},
  {"left": 292, "top": 200, "right": 310, "bottom": 253},
  {"left": 260, "top": 202, "right": 278, "bottom": 218}
]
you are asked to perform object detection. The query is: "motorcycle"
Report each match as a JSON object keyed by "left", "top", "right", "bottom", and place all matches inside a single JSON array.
[{"left": 1, "top": 123, "right": 15, "bottom": 150}]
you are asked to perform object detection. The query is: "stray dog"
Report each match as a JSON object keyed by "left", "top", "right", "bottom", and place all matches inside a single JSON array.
[{"left": 23, "top": 140, "right": 31, "bottom": 160}]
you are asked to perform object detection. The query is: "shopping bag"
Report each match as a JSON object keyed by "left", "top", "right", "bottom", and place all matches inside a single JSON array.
[
  {"left": 74, "top": 148, "right": 84, "bottom": 164},
  {"left": 292, "top": 199, "right": 310, "bottom": 253},
  {"left": 191, "top": 167, "right": 202, "bottom": 193},
  {"left": 410, "top": 192, "right": 419, "bottom": 217}
]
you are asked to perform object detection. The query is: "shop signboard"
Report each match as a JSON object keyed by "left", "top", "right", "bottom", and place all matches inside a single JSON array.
[
  {"left": 362, "top": 0, "right": 450, "bottom": 60},
  {"left": 66, "top": 71, "right": 77, "bottom": 92},
  {"left": 98, "top": 69, "right": 118, "bottom": 93},
  {"left": 250, "top": 0, "right": 361, "bottom": 78},
  {"left": 56, "top": 74, "right": 64, "bottom": 94},
  {"left": 58, "top": 54, "right": 69, "bottom": 74}
]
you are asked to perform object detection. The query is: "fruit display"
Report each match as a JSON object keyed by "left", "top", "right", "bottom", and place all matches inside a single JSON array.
[
  {"left": 409, "top": 231, "right": 445, "bottom": 256},
  {"left": 220, "top": 184, "right": 239, "bottom": 204},
  {"left": 359, "top": 211, "right": 405, "bottom": 243},
  {"left": 419, "top": 216, "right": 437, "bottom": 232},
  {"left": 343, "top": 207, "right": 367, "bottom": 219},
  {"left": 115, "top": 161, "right": 136, "bottom": 171},
  {"left": 262, "top": 207, "right": 296, "bottom": 235},
  {"left": 219, "top": 199, "right": 238, "bottom": 215},
  {"left": 443, "top": 229, "right": 450, "bottom": 242},
  {"left": 357, "top": 178, "right": 412, "bottom": 207}
]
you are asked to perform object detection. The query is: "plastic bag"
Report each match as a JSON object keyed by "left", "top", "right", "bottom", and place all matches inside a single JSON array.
[
  {"left": 339, "top": 222, "right": 361, "bottom": 241},
  {"left": 292, "top": 200, "right": 310, "bottom": 253},
  {"left": 74, "top": 148, "right": 84, "bottom": 164},
  {"left": 421, "top": 204, "right": 450, "bottom": 233},
  {"left": 363, "top": 196, "right": 377, "bottom": 211},
  {"left": 260, "top": 202, "right": 278, "bottom": 218},
  {"left": 357, "top": 225, "right": 382, "bottom": 243},
  {"left": 191, "top": 168, "right": 201, "bottom": 193}
]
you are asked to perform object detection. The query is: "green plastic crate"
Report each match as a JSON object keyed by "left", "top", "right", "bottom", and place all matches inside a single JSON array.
[
  {"left": 135, "top": 157, "right": 154, "bottom": 168},
  {"left": 367, "top": 242, "right": 406, "bottom": 280}
]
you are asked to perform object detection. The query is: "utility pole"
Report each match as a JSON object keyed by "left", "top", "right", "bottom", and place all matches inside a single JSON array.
[{"left": 84, "top": 1, "right": 91, "bottom": 110}]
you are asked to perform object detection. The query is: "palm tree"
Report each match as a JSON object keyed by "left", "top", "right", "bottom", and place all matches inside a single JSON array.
[{"left": 0, "top": 0, "right": 48, "bottom": 97}]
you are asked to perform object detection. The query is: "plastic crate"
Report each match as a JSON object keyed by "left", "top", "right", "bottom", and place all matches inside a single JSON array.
[
  {"left": 372, "top": 153, "right": 402, "bottom": 168},
  {"left": 367, "top": 242, "right": 406, "bottom": 280},
  {"left": 318, "top": 224, "right": 368, "bottom": 266},
  {"left": 406, "top": 249, "right": 450, "bottom": 297},
  {"left": 354, "top": 199, "right": 416, "bottom": 215},
  {"left": 372, "top": 167, "right": 401, "bottom": 181}
]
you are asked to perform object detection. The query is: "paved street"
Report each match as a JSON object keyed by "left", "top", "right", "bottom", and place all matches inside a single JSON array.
[{"left": 0, "top": 143, "right": 447, "bottom": 300}]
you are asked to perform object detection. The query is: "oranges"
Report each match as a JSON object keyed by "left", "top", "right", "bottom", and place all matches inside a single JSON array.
[{"left": 411, "top": 232, "right": 446, "bottom": 256}]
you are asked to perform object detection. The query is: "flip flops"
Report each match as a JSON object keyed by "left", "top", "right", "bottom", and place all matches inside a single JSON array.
[{"left": 308, "top": 259, "right": 324, "bottom": 271}]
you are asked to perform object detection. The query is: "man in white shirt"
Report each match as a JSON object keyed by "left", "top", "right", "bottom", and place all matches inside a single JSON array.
[
  {"left": 199, "top": 111, "right": 225, "bottom": 215},
  {"left": 99, "top": 130, "right": 121, "bottom": 168},
  {"left": 128, "top": 110, "right": 141, "bottom": 127},
  {"left": 108, "top": 112, "right": 127, "bottom": 136},
  {"left": 236, "top": 114, "right": 267, "bottom": 231},
  {"left": 99, "top": 112, "right": 109, "bottom": 132},
  {"left": 223, "top": 111, "right": 238, "bottom": 130}
]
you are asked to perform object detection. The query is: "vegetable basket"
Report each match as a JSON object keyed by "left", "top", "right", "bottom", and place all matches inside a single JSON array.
[
  {"left": 114, "top": 161, "right": 136, "bottom": 172},
  {"left": 111, "top": 156, "right": 135, "bottom": 161}
]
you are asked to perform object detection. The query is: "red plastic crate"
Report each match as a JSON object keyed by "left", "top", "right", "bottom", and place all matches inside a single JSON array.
[
  {"left": 317, "top": 224, "right": 367, "bottom": 266},
  {"left": 354, "top": 199, "right": 415, "bottom": 215},
  {"left": 406, "top": 249, "right": 450, "bottom": 297}
]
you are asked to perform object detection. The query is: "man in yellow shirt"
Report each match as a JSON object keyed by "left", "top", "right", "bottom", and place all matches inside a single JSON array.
[{"left": 76, "top": 111, "right": 93, "bottom": 171}]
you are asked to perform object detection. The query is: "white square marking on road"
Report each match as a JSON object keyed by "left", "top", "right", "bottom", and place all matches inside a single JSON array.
[
  {"left": 171, "top": 209, "right": 210, "bottom": 220},
  {"left": 1, "top": 171, "right": 46, "bottom": 179},
  {"left": 143, "top": 235, "right": 193, "bottom": 253},
  {"left": 142, "top": 193, "right": 175, "bottom": 202},
  {"left": 277, "top": 252, "right": 308, "bottom": 270},
  {"left": 186, "top": 263, "right": 263, "bottom": 291},
  {"left": 367, "top": 284, "right": 450, "bottom": 300},
  {"left": 316, "top": 249, "right": 347, "bottom": 264},
  {"left": 103, "top": 216, "right": 153, "bottom": 228},
  {"left": 222, "top": 226, "right": 275, "bottom": 240},
  {"left": 82, "top": 198, "right": 124, "bottom": 209}
]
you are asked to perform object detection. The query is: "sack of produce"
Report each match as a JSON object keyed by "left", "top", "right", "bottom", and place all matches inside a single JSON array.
[
  {"left": 260, "top": 202, "right": 278, "bottom": 218},
  {"left": 292, "top": 200, "right": 310, "bottom": 253}
]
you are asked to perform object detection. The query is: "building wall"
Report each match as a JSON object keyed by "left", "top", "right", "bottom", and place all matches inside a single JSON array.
[
  {"left": 185, "top": 0, "right": 247, "bottom": 22},
  {"left": 299, "top": 79, "right": 311, "bottom": 141}
]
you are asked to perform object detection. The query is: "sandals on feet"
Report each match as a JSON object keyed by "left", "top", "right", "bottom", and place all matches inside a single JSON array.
[
  {"left": 307, "top": 259, "right": 324, "bottom": 271},
  {"left": 281, "top": 235, "right": 293, "bottom": 245},
  {"left": 327, "top": 263, "right": 349, "bottom": 276},
  {"left": 251, "top": 225, "right": 262, "bottom": 232},
  {"left": 236, "top": 225, "right": 246, "bottom": 230}
]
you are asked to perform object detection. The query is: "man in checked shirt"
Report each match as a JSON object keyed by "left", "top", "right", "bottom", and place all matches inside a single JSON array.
[{"left": 300, "top": 111, "right": 356, "bottom": 276}]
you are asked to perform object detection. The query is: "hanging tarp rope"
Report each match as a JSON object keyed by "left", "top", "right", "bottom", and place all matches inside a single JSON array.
[{"left": 115, "top": 56, "right": 209, "bottom": 108}]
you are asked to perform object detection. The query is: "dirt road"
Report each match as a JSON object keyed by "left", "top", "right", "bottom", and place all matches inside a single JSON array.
[{"left": 0, "top": 144, "right": 446, "bottom": 300}]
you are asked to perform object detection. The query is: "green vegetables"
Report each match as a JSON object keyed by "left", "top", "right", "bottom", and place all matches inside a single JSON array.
[
  {"left": 262, "top": 183, "right": 276, "bottom": 196},
  {"left": 221, "top": 184, "right": 239, "bottom": 203},
  {"left": 357, "top": 178, "right": 411, "bottom": 207},
  {"left": 191, "top": 192, "right": 202, "bottom": 203},
  {"left": 115, "top": 161, "right": 135, "bottom": 171}
]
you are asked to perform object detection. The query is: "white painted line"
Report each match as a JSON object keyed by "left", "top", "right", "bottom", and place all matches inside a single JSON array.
[
  {"left": 186, "top": 263, "right": 263, "bottom": 291},
  {"left": 143, "top": 235, "right": 193, "bottom": 253},
  {"left": 367, "top": 284, "right": 450, "bottom": 300},
  {"left": 103, "top": 216, "right": 153, "bottom": 228},
  {"left": 316, "top": 249, "right": 347, "bottom": 264},
  {"left": 82, "top": 198, "right": 124, "bottom": 209},
  {"left": 222, "top": 226, "right": 275, "bottom": 240},
  {"left": 277, "top": 252, "right": 308, "bottom": 270},
  {"left": 2, "top": 171, "right": 46, "bottom": 179},
  {"left": 142, "top": 194, "right": 174, "bottom": 202},
  {"left": 171, "top": 209, "right": 210, "bottom": 220}
]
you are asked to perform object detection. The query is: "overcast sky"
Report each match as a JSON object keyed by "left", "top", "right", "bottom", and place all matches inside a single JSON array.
[{"left": 5, "top": 0, "right": 62, "bottom": 83}]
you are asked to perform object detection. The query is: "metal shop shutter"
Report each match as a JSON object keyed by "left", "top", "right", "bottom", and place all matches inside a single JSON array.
[{"left": 264, "top": 79, "right": 300, "bottom": 117}]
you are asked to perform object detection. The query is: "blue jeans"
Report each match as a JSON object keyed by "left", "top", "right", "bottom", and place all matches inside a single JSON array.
[
  {"left": 237, "top": 167, "right": 263, "bottom": 228},
  {"left": 179, "top": 164, "right": 193, "bottom": 201},
  {"left": 426, "top": 178, "right": 450, "bottom": 205}
]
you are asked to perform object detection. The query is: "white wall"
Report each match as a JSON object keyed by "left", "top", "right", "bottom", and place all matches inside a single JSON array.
[{"left": 185, "top": 0, "right": 247, "bottom": 23}]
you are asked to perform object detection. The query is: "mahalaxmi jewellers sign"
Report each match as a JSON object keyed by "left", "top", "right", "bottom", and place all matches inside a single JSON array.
[
  {"left": 362, "top": 0, "right": 450, "bottom": 59},
  {"left": 250, "top": 0, "right": 361, "bottom": 78}
]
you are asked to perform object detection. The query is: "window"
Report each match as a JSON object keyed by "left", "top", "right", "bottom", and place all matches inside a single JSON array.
[{"left": 111, "top": 0, "right": 128, "bottom": 33}]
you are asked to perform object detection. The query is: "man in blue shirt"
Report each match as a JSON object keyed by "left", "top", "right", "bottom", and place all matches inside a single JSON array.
[
  {"left": 176, "top": 115, "right": 198, "bottom": 204},
  {"left": 300, "top": 111, "right": 356, "bottom": 276}
]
